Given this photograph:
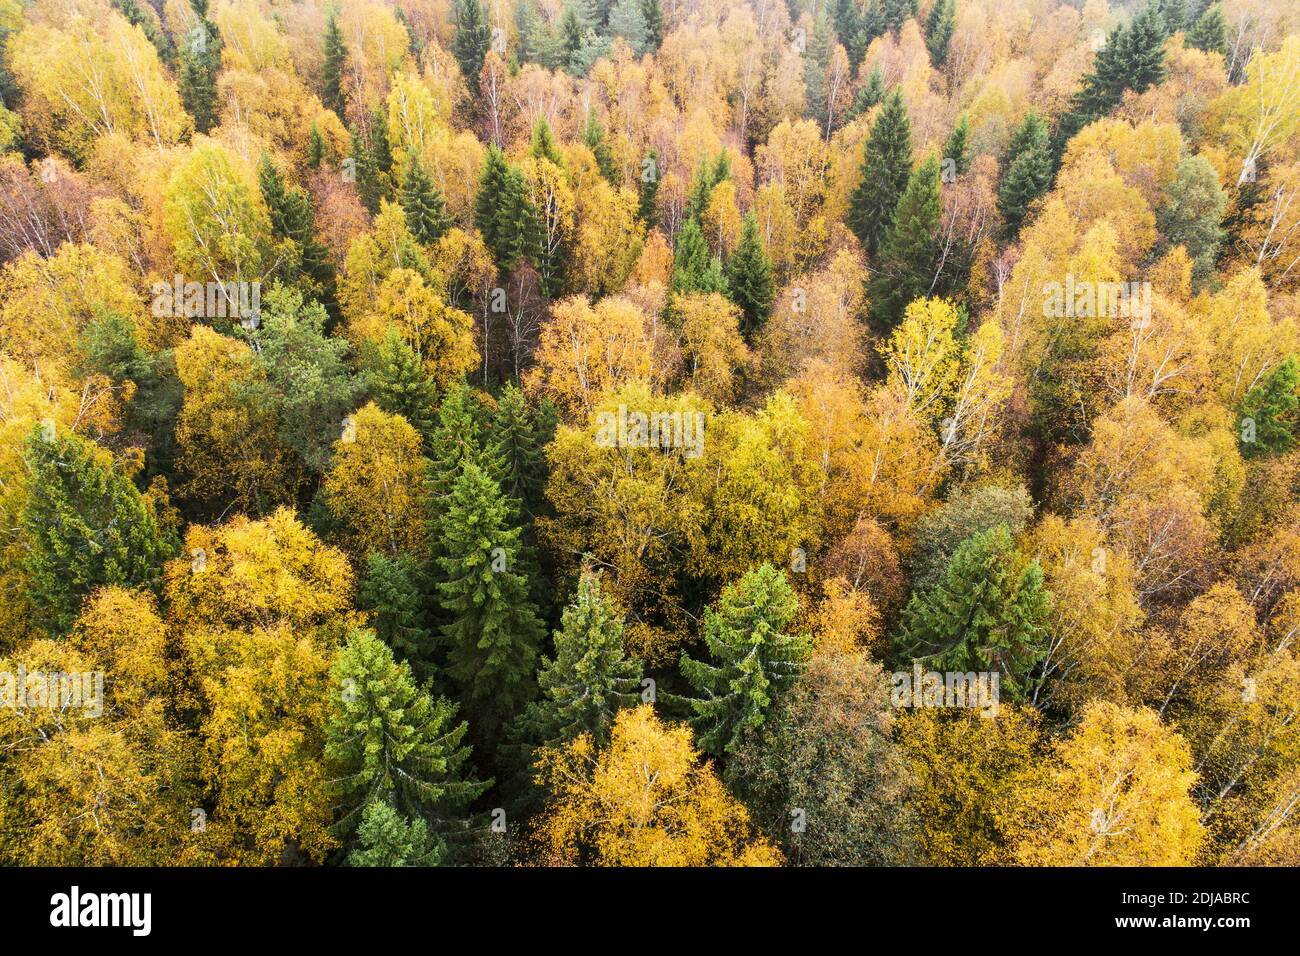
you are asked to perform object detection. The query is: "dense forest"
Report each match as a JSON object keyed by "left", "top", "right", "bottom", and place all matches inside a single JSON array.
[{"left": 0, "top": 0, "right": 1297, "bottom": 868}]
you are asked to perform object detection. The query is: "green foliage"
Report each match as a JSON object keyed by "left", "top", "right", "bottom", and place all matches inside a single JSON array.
[
  {"left": 672, "top": 217, "right": 728, "bottom": 295},
  {"left": 1238, "top": 357, "right": 1300, "bottom": 458},
  {"left": 945, "top": 114, "right": 970, "bottom": 176},
  {"left": 362, "top": 330, "right": 439, "bottom": 445},
  {"left": 326, "top": 630, "right": 487, "bottom": 839},
  {"left": 1187, "top": 3, "right": 1228, "bottom": 56},
  {"left": 1156, "top": 155, "right": 1228, "bottom": 283},
  {"left": 679, "top": 564, "right": 811, "bottom": 756},
  {"left": 347, "top": 799, "right": 446, "bottom": 867},
  {"left": 178, "top": 14, "right": 221, "bottom": 134},
  {"left": 400, "top": 155, "right": 454, "bottom": 245},
  {"left": 474, "top": 145, "right": 531, "bottom": 272},
  {"left": 997, "top": 111, "right": 1053, "bottom": 238},
  {"left": 897, "top": 525, "right": 1051, "bottom": 702},
  {"left": 321, "top": 11, "right": 347, "bottom": 116},
  {"left": 358, "top": 552, "right": 433, "bottom": 668},
  {"left": 435, "top": 462, "right": 545, "bottom": 736},
  {"left": 21, "top": 428, "right": 176, "bottom": 633},
  {"left": 1054, "top": 3, "right": 1168, "bottom": 154},
  {"left": 246, "top": 284, "right": 361, "bottom": 474},
  {"left": 847, "top": 89, "right": 913, "bottom": 256},
  {"left": 452, "top": 0, "right": 492, "bottom": 95},
  {"left": 909, "top": 484, "right": 1035, "bottom": 592},
  {"left": 869, "top": 153, "right": 942, "bottom": 334},
  {"left": 727, "top": 650, "right": 917, "bottom": 865},
  {"left": 925, "top": 0, "right": 955, "bottom": 66},
  {"left": 724, "top": 212, "right": 775, "bottom": 339}
]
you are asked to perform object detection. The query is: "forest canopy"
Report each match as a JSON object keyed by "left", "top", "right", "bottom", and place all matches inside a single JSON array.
[{"left": 0, "top": 0, "right": 1298, "bottom": 868}]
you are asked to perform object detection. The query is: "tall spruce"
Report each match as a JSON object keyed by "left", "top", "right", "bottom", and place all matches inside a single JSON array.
[
  {"left": 925, "top": 0, "right": 956, "bottom": 66},
  {"left": 325, "top": 630, "right": 487, "bottom": 839},
  {"left": 724, "top": 211, "right": 775, "bottom": 340},
  {"left": 1187, "top": 3, "right": 1228, "bottom": 56},
  {"left": 21, "top": 427, "right": 176, "bottom": 633},
  {"left": 321, "top": 10, "right": 347, "bottom": 116},
  {"left": 178, "top": 5, "right": 222, "bottom": 133},
  {"left": 1054, "top": 4, "right": 1168, "bottom": 155},
  {"left": 869, "top": 154, "right": 943, "bottom": 334},
  {"left": 400, "top": 155, "right": 454, "bottom": 245},
  {"left": 436, "top": 462, "right": 545, "bottom": 740},
  {"left": 513, "top": 569, "right": 643, "bottom": 751},
  {"left": 896, "top": 524, "right": 1051, "bottom": 702},
  {"left": 678, "top": 564, "right": 811, "bottom": 756},
  {"left": 364, "top": 330, "right": 439, "bottom": 445},
  {"left": 452, "top": 0, "right": 492, "bottom": 95},
  {"left": 847, "top": 89, "right": 913, "bottom": 256},
  {"left": 997, "top": 110, "right": 1053, "bottom": 238}
]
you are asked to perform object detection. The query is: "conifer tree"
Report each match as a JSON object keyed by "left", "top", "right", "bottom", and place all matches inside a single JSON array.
[
  {"left": 997, "top": 110, "right": 1053, "bottom": 238},
  {"left": 21, "top": 427, "right": 176, "bottom": 633},
  {"left": 897, "top": 525, "right": 1051, "bottom": 702},
  {"left": 358, "top": 552, "right": 433, "bottom": 667},
  {"left": 347, "top": 800, "right": 445, "bottom": 867},
  {"left": 514, "top": 569, "right": 643, "bottom": 751},
  {"left": 452, "top": 0, "right": 492, "bottom": 95},
  {"left": 925, "top": 0, "right": 955, "bottom": 66},
  {"left": 426, "top": 384, "right": 504, "bottom": 531},
  {"left": 869, "top": 154, "right": 942, "bottom": 334},
  {"left": 258, "top": 156, "right": 334, "bottom": 297},
  {"left": 641, "top": 0, "right": 664, "bottom": 49},
  {"left": 179, "top": 6, "right": 222, "bottom": 134},
  {"left": 248, "top": 284, "right": 359, "bottom": 472},
  {"left": 804, "top": 10, "right": 836, "bottom": 133},
  {"left": 672, "top": 218, "right": 728, "bottom": 295},
  {"left": 847, "top": 89, "right": 912, "bottom": 256},
  {"left": 364, "top": 330, "right": 439, "bottom": 444},
  {"left": 1238, "top": 357, "right": 1300, "bottom": 458},
  {"left": 685, "top": 151, "right": 730, "bottom": 221},
  {"left": 945, "top": 114, "right": 970, "bottom": 176},
  {"left": 1186, "top": 2, "right": 1227, "bottom": 55},
  {"left": 529, "top": 118, "right": 565, "bottom": 166},
  {"left": 321, "top": 10, "right": 347, "bottom": 117},
  {"left": 638, "top": 148, "right": 660, "bottom": 226},
  {"left": 489, "top": 384, "right": 547, "bottom": 519},
  {"left": 724, "top": 212, "right": 775, "bottom": 340},
  {"left": 583, "top": 111, "right": 619, "bottom": 183},
  {"left": 326, "top": 630, "right": 486, "bottom": 837},
  {"left": 845, "top": 67, "right": 887, "bottom": 121},
  {"left": 400, "top": 155, "right": 454, "bottom": 245},
  {"left": 436, "top": 462, "right": 545, "bottom": 736},
  {"left": 679, "top": 564, "right": 811, "bottom": 756},
  {"left": 1054, "top": 4, "right": 1168, "bottom": 155},
  {"left": 607, "top": 0, "right": 650, "bottom": 54},
  {"left": 308, "top": 125, "right": 327, "bottom": 168},
  {"left": 474, "top": 146, "right": 530, "bottom": 272}
]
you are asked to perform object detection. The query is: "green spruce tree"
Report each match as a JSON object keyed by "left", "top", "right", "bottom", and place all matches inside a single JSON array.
[
  {"left": 325, "top": 630, "right": 487, "bottom": 838},
  {"left": 997, "top": 110, "right": 1053, "bottom": 238},
  {"left": 21, "top": 427, "right": 176, "bottom": 633},
  {"left": 321, "top": 9, "right": 348, "bottom": 117},
  {"left": 896, "top": 524, "right": 1051, "bottom": 702},
  {"left": 847, "top": 89, "right": 913, "bottom": 256},
  {"left": 678, "top": 564, "right": 811, "bottom": 756},
  {"left": 436, "top": 462, "right": 546, "bottom": 739},
  {"left": 869, "top": 153, "right": 942, "bottom": 334},
  {"left": 724, "top": 211, "right": 775, "bottom": 340},
  {"left": 400, "top": 155, "right": 454, "bottom": 245}
]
